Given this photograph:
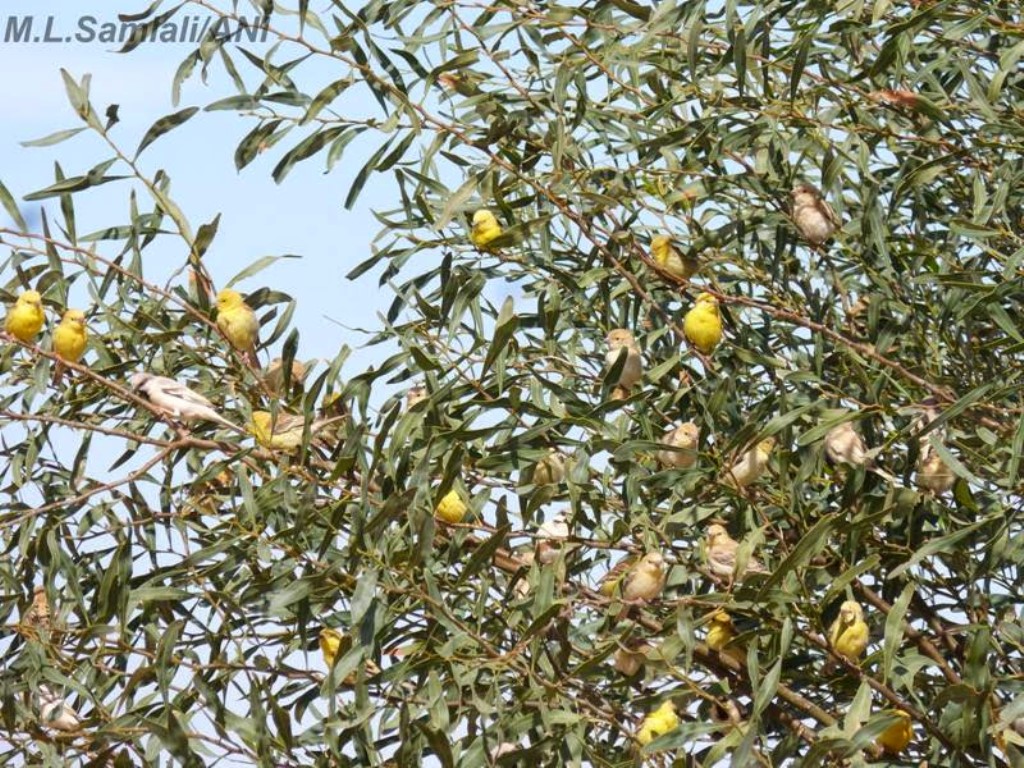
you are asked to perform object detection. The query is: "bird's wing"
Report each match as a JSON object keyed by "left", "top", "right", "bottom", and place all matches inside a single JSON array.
[{"left": 159, "top": 379, "right": 216, "bottom": 407}]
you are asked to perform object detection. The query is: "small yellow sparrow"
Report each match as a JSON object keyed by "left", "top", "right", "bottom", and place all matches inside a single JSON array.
[
  {"left": 435, "top": 489, "right": 468, "bottom": 523},
  {"left": 683, "top": 293, "right": 722, "bottom": 354},
  {"left": 621, "top": 552, "right": 667, "bottom": 602},
  {"left": 52, "top": 309, "right": 87, "bottom": 384},
  {"left": 319, "top": 628, "right": 380, "bottom": 683},
  {"left": 705, "top": 523, "right": 767, "bottom": 583},
  {"left": 790, "top": 183, "right": 839, "bottom": 246},
  {"left": 827, "top": 600, "right": 869, "bottom": 667},
  {"left": 470, "top": 209, "right": 502, "bottom": 249},
  {"left": 656, "top": 422, "right": 699, "bottom": 469},
  {"left": 650, "top": 235, "right": 698, "bottom": 280},
  {"left": 248, "top": 411, "right": 345, "bottom": 451},
  {"left": 876, "top": 710, "right": 913, "bottom": 755},
  {"left": 4, "top": 290, "right": 45, "bottom": 343},
  {"left": 215, "top": 289, "right": 259, "bottom": 365},
  {"left": 723, "top": 438, "right": 775, "bottom": 489},
  {"left": 604, "top": 328, "right": 643, "bottom": 398},
  {"left": 637, "top": 700, "right": 679, "bottom": 746}
]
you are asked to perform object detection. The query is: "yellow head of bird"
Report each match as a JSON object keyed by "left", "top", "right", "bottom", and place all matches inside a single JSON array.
[
  {"left": 472, "top": 208, "right": 497, "bottom": 229},
  {"left": 17, "top": 290, "right": 42, "bottom": 308},
  {"left": 61, "top": 309, "right": 86, "bottom": 328},
  {"left": 642, "top": 551, "right": 666, "bottom": 571},
  {"left": 757, "top": 437, "right": 776, "bottom": 455},
  {"left": 838, "top": 600, "right": 863, "bottom": 625},
  {"left": 711, "top": 609, "right": 732, "bottom": 625},
  {"left": 706, "top": 523, "right": 728, "bottom": 544},
  {"left": 695, "top": 292, "right": 719, "bottom": 310},
  {"left": 216, "top": 289, "right": 245, "bottom": 309}
]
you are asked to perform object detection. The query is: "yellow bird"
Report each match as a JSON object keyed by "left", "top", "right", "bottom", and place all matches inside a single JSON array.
[
  {"left": 656, "top": 422, "right": 699, "bottom": 469},
  {"left": 319, "top": 628, "right": 380, "bottom": 684},
  {"left": 705, "top": 610, "right": 745, "bottom": 663},
  {"left": 435, "top": 489, "right": 468, "bottom": 523},
  {"left": 876, "top": 710, "right": 913, "bottom": 755},
  {"left": 637, "top": 700, "right": 679, "bottom": 746},
  {"left": 723, "top": 438, "right": 775, "bottom": 489},
  {"left": 650, "top": 235, "right": 698, "bottom": 281},
  {"left": 470, "top": 209, "right": 502, "bottom": 249},
  {"left": 622, "top": 552, "right": 667, "bottom": 602},
  {"left": 5, "top": 290, "right": 45, "bottom": 343},
  {"left": 215, "top": 289, "right": 259, "bottom": 365},
  {"left": 604, "top": 328, "right": 644, "bottom": 398},
  {"left": 52, "top": 309, "right": 87, "bottom": 384},
  {"left": 705, "top": 523, "right": 768, "bottom": 583},
  {"left": 683, "top": 292, "right": 722, "bottom": 354},
  {"left": 827, "top": 600, "right": 869, "bottom": 668},
  {"left": 248, "top": 411, "right": 345, "bottom": 451}
]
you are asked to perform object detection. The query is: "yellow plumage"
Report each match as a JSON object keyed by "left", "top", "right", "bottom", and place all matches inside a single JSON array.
[
  {"left": 435, "top": 489, "right": 468, "bottom": 523},
  {"left": 470, "top": 209, "right": 502, "bottom": 249},
  {"left": 723, "top": 438, "right": 775, "bottom": 489},
  {"left": 5, "top": 290, "right": 45, "bottom": 343},
  {"left": 637, "top": 700, "right": 679, "bottom": 746},
  {"left": 650, "top": 235, "right": 697, "bottom": 280},
  {"left": 828, "top": 600, "right": 869, "bottom": 665},
  {"left": 248, "top": 411, "right": 344, "bottom": 451},
  {"left": 683, "top": 292, "right": 722, "bottom": 354},
  {"left": 319, "top": 628, "right": 380, "bottom": 684},
  {"left": 52, "top": 309, "right": 87, "bottom": 384},
  {"left": 876, "top": 710, "right": 912, "bottom": 755},
  {"left": 216, "top": 289, "right": 259, "bottom": 365}
]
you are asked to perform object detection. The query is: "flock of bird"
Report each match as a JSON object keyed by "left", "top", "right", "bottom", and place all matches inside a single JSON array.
[
  {"left": 465, "top": 189, "right": 957, "bottom": 756},
  {"left": 3, "top": 187, "right": 953, "bottom": 755}
]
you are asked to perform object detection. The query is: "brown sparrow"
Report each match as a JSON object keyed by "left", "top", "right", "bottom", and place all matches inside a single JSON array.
[{"left": 791, "top": 183, "right": 840, "bottom": 246}]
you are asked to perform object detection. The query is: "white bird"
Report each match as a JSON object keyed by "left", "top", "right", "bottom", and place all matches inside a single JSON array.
[
  {"left": 38, "top": 686, "right": 80, "bottom": 732},
  {"left": 536, "top": 512, "right": 571, "bottom": 564},
  {"left": 130, "top": 373, "right": 243, "bottom": 432}
]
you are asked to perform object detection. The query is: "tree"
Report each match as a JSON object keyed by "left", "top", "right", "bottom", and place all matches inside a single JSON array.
[{"left": 2, "top": 1, "right": 1023, "bottom": 765}]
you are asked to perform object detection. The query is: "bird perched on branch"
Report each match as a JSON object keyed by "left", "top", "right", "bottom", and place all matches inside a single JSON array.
[
  {"left": 791, "top": 183, "right": 839, "bottom": 246},
  {"left": 876, "top": 710, "right": 913, "bottom": 755},
  {"left": 637, "top": 700, "right": 679, "bottom": 746},
  {"left": 705, "top": 609, "right": 745, "bottom": 662},
  {"left": 319, "top": 628, "right": 381, "bottom": 684},
  {"left": 37, "top": 686, "right": 80, "bottom": 732},
  {"left": 248, "top": 410, "right": 345, "bottom": 451},
  {"left": 604, "top": 328, "right": 643, "bottom": 399},
  {"left": 908, "top": 399, "right": 956, "bottom": 494},
  {"left": 4, "top": 289, "right": 44, "bottom": 343},
  {"left": 683, "top": 293, "right": 722, "bottom": 355},
  {"left": 535, "top": 512, "right": 571, "bottom": 564},
  {"left": 215, "top": 289, "right": 259, "bottom": 366},
  {"left": 130, "top": 373, "right": 243, "bottom": 432},
  {"left": 22, "top": 586, "right": 51, "bottom": 640},
  {"left": 470, "top": 209, "right": 502, "bottom": 249},
  {"left": 826, "top": 600, "right": 869, "bottom": 671},
  {"left": 705, "top": 524, "right": 768, "bottom": 583},
  {"left": 600, "top": 552, "right": 667, "bottom": 619},
  {"left": 52, "top": 309, "right": 87, "bottom": 385},
  {"left": 650, "top": 235, "right": 698, "bottom": 281},
  {"left": 435, "top": 489, "right": 468, "bottom": 523},
  {"left": 530, "top": 450, "right": 567, "bottom": 486},
  {"left": 824, "top": 421, "right": 868, "bottom": 467},
  {"left": 656, "top": 422, "right": 699, "bottom": 469},
  {"left": 723, "top": 438, "right": 775, "bottom": 489}
]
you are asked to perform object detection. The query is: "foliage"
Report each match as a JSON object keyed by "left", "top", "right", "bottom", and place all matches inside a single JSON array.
[{"left": 2, "top": 0, "right": 1024, "bottom": 765}]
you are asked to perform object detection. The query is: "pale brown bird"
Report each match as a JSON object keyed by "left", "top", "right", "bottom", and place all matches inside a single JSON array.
[
  {"left": 916, "top": 449, "right": 955, "bottom": 495},
  {"left": 824, "top": 421, "right": 868, "bottom": 467},
  {"left": 656, "top": 422, "right": 699, "bottom": 469},
  {"left": 405, "top": 384, "right": 428, "bottom": 409},
  {"left": 24, "top": 586, "right": 51, "bottom": 633},
  {"left": 262, "top": 357, "right": 307, "bottom": 395},
  {"left": 38, "top": 686, "right": 80, "bottom": 732},
  {"left": 604, "top": 328, "right": 643, "bottom": 398},
  {"left": 613, "top": 638, "right": 653, "bottom": 677},
  {"left": 705, "top": 524, "right": 768, "bottom": 583},
  {"left": 791, "top": 183, "right": 840, "bottom": 246},
  {"left": 530, "top": 450, "right": 567, "bottom": 486}
]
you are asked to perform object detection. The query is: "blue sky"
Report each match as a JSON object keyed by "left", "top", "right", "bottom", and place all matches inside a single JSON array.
[{"left": 0, "top": 0, "right": 398, "bottom": 380}]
